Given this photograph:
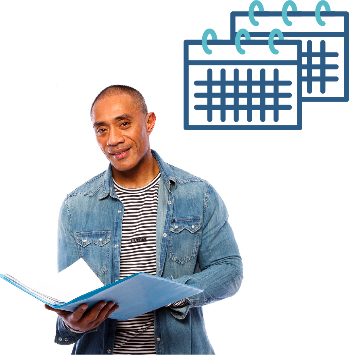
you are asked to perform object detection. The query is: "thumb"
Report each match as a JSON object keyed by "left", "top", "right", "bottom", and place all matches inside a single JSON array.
[
  {"left": 45, "top": 304, "right": 55, "bottom": 311},
  {"left": 45, "top": 304, "right": 66, "bottom": 317}
]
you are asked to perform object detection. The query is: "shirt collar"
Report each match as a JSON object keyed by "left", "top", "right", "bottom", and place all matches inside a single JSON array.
[{"left": 99, "top": 149, "right": 176, "bottom": 199}]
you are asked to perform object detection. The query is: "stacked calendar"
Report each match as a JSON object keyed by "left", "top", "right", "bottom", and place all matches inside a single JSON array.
[{"left": 184, "top": 1, "right": 349, "bottom": 130}]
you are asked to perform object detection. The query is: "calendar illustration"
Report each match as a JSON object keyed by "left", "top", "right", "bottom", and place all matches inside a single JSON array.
[
  {"left": 184, "top": 1, "right": 349, "bottom": 130},
  {"left": 231, "top": 10, "right": 349, "bottom": 102},
  {"left": 184, "top": 40, "right": 302, "bottom": 130}
]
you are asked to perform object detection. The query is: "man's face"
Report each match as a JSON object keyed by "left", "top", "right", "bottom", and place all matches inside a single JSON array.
[{"left": 91, "top": 93, "right": 155, "bottom": 173}]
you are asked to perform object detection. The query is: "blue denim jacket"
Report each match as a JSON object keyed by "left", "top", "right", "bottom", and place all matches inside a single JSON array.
[{"left": 55, "top": 150, "right": 243, "bottom": 354}]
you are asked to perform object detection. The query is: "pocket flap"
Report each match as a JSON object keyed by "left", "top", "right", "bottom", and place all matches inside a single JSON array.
[
  {"left": 170, "top": 218, "right": 201, "bottom": 234},
  {"left": 75, "top": 231, "right": 111, "bottom": 247}
]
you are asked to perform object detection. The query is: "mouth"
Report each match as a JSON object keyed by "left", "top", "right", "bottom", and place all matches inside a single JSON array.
[{"left": 108, "top": 148, "right": 130, "bottom": 160}]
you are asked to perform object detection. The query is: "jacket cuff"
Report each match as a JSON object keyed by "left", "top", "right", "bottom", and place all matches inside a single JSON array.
[
  {"left": 169, "top": 304, "right": 190, "bottom": 320},
  {"left": 169, "top": 275, "right": 196, "bottom": 320},
  {"left": 173, "top": 274, "right": 208, "bottom": 304},
  {"left": 54, "top": 316, "right": 99, "bottom": 345},
  {"left": 62, "top": 320, "right": 85, "bottom": 334}
]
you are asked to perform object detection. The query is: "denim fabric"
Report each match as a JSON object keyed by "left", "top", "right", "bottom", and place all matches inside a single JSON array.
[{"left": 55, "top": 150, "right": 243, "bottom": 354}]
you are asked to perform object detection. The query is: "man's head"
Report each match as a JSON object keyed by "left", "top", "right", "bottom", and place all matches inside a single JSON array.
[
  {"left": 90, "top": 85, "right": 148, "bottom": 116},
  {"left": 90, "top": 85, "right": 156, "bottom": 176}
]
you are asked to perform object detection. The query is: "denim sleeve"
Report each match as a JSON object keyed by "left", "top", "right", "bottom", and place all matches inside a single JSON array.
[
  {"left": 55, "top": 198, "right": 82, "bottom": 344},
  {"left": 57, "top": 197, "right": 80, "bottom": 273},
  {"left": 171, "top": 184, "right": 243, "bottom": 319},
  {"left": 55, "top": 316, "right": 99, "bottom": 345}
]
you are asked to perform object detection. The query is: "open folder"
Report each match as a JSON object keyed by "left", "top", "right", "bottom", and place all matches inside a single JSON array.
[{"left": 0, "top": 272, "right": 202, "bottom": 321}]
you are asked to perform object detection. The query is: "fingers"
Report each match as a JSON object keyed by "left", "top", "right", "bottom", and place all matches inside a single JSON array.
[
  {"left": 45, "top": 301, "right": 118, "bottom": 332},
  {"left": 107, "top": 304, "right": 119, "bottom": 317},
  {"left": 78, "top": 301, "right": 107, "bottom": 323},
  {"left": 46, "top": 303, "right": 89, "bottom": 321},
  {"left": 81, "top": 301, "right": 117, "bottom": 324},
  {"left": 86, "top": 302, "right": 118, "bottom": 330},
  {"left": 96, "top": 302, "right": 119, "bottom": 321},
  {"left": 71, "top": 304, "right": 88, "bottom": 321}
]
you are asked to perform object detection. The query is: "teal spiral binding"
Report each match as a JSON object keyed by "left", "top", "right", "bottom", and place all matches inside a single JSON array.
[
  {"left": 201, "top": 0, "right": 332, "bottom": 54},
  {"left": 282, "top": 1, "right": 298, "bottom": 26},
  {"left": 249, "top": 0, "right": 264, "bottom": 26}
]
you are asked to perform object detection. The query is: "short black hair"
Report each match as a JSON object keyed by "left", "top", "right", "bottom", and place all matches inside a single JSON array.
[{"left": 90, "top": 85, "right": 148, "bottom": 116}]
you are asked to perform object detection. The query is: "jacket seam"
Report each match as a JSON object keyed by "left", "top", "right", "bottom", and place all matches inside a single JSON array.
[
  {"left": 173, "top": 178, "right": 206, "bottom": 184},
  {"left": 68, "top": 171, "right": 106, "bottom": 196},
  {"left": 68, "top": 182, "right": 104, "bottom": 197},
  {"left": 64, "top": 197, "right": 73, "bottom": 228},
  {"left": 166, "top": 163, "right": 207, "bottom": 184},
  {"left": 203, "top": 183, "right": 210, "bottom": 222}
]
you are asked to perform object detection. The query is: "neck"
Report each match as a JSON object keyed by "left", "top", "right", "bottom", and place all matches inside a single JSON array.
[{"left": 111, "top": 150, "right": 160, "bottom": 188}]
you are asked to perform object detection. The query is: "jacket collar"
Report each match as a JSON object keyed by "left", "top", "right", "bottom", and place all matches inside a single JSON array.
[
  {"left": 151, "top": 149, "right": 177, "bottom": 191},
  {"left": 99, "top": 149, "right": 176, "bottom": 199}
]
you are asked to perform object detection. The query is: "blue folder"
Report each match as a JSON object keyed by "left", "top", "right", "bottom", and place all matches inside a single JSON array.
[{"left": 0, "top": 272, "right": 202, "bottom": 321}]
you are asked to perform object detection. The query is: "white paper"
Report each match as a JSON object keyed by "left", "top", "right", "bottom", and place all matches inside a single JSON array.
[
  {"left": 2, "top": 258, "right": 104, "bottom": 303},
  {"left": 54, "top": 258, "right": 104, "bottom": 301}
]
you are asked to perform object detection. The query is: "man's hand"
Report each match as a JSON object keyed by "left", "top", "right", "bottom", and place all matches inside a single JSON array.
[{"left": 45, "top": 301, "right": 119, "bottom": 332}]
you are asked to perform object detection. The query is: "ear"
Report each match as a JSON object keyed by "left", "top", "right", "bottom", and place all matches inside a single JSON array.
[{"left": 146, "top": 112, "right": 156, "bottom": 136}]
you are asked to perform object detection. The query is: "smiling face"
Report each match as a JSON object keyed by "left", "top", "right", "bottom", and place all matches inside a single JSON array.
[{"left": 91, "top": 93, "right": 156, "bottom": 178}]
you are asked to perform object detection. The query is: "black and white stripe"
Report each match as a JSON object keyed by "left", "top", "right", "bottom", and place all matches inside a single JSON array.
[{"left": 113, "top": 173, "right": 160, "bottom": 354}]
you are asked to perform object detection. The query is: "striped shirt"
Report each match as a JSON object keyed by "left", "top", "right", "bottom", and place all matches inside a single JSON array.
[{"left": 112, "top": 173, "right": 160, "bottom": 354}]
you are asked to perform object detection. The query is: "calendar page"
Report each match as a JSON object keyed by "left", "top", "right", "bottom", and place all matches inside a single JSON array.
[
  {"left": 231, "top": 11, "right": 349, "bottom": 102},
  {"left": 184, "top": 40, "right": 302, "bottom": 130}
]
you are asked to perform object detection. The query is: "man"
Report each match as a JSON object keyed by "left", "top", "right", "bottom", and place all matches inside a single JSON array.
[{"left": 46, "top": 85, "right": 243, "bottom": 354}]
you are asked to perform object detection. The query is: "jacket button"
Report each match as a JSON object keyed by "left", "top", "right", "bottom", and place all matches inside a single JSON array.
[
  {"left": 157, "top": 337, "right": 161, "bottom": 342},
  {"left": 168, "top": 201, "right": 171, "bottom": 204},
  {"left": 118, "top": 210, "right": 122, "bottom": 213},
  {"left": 58, "top": 337, "right": 62, "bottom": 341},
  {"left": 65, "top": 338, "right": 68, "bottom": 342},
  {"left": 107, "top": 350, "right": 111, "bottom": 353},
  {"left": 163, "top": 233, "right": 167, "bottom": 237}
]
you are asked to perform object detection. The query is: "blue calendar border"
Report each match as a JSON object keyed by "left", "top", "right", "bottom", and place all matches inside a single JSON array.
[
  {"left": 184, "top": 40, "right": 302, "bottom": 130},
  {"left": 230, "top": 11, "right": 349, "bottom": 102}
]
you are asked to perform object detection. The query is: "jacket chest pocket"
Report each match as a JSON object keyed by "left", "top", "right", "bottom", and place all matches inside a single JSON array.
[
  {"left": 168, "top": 217, "right": 201, "bottom": 264},
  {"left": 75, "top": 231, "right": 111, "bottom": 282}
]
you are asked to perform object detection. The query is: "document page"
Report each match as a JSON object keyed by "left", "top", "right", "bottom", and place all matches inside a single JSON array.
[{"left": 2, "top": 258, "right": 104, "bottom": 304}]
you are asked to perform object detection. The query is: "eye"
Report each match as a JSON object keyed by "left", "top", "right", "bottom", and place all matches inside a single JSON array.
[
  {"left": 96, "top": 127, "right": 107, "bottom": 135},
  {"left": 120, "top": 121, "right": 130, "bottom": 128}
]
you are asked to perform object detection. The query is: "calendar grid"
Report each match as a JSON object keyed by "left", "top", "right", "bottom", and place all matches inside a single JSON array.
[
  {"left": 194, "top": 68, "right": 293, "bottom": 123},
  {"left": 220, "top": 69, "right": 227, "bottom": 122},
  {"left": 303, "top": 40, "right": 339, "bottom": 94},
  {"left": 184, "top": 39, "right": 303, "bottom": 130},
  {"left": 247, "top": 69, "right": 252, "bottom": 122},
  {"left": 206, "top": 69, "right": 213, "bottom": 122},
  {"left": 233, "top": 69, "right": 240, "bottom": 122},
  {"left": 260, "top": 69, "right": 266, "bottom": 122},
  {"left": 230, "top": 11, "right": 349, "bottom": 103}
]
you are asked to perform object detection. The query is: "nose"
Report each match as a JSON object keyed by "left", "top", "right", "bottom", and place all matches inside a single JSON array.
[{"left": 107, "top": 126, "right": 125, "bottom": 146}]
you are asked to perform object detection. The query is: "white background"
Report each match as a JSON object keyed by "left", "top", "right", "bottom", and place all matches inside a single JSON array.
[{"left": 0, "top": 0, "right": 348, "bottom": 354}]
